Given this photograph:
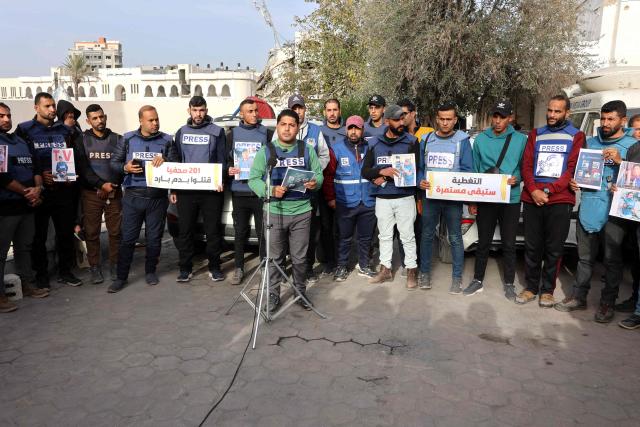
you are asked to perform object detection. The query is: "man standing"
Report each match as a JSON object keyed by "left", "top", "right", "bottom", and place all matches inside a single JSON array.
[
  {"left": 286, "top": 94, "right": 333, "bottom": 282},
  {"left": 362, "top": 105, "right": 418, "bottom": 289},
  {"left": 323, "top": 115, "right": 377, "bottom": 281},
  {"left": 227, "top": 98, "right": 272, "bottom": 285},
  {"left": 15, "top": 93, "right": 82, "bottom": 288},
  {"left": 169, "top": 96, "right": 226, "bottom": 283},
  {"left": 464, "top": 100, "right": 527, "bottom": 299},
  {"left": 517, "top": 95, "right": 585, "bottom": 307},
  {"left": 364, "top": 95, "right": 386, "bottom": 141},
  {"left": 75, "top": 104, "right": 123, "bottom": 284},
  {"left": 320, "top": 98, "right": 345, "bottom": 145},
  {"left": 554, "top": 101, "right": 636, "bottom": 322},
  {"left": 418, "top": 102, "right": 473, "bottom": 294},
  {"left": 108, "top": 106, "right": 172, "bottom": 293},
  {"left": 0, "top": 102, "right": 49, "bottom": 312},
  {"left": 398, "top": 98, "right": 434, "bottom": 141},
  {"left": 249, "top": 109, "right": 324, "bottom": 312}
]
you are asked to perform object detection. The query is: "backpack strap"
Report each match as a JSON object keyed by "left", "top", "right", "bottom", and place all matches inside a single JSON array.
[
  {"left": 297, "top": 140, "right": 306, "bottom": 162},
  {"left": 494, "top": 134, "right": 513, "bottom": 170},
  {"left": 267, "top": 141, "right": 278, "bottom": 168}
]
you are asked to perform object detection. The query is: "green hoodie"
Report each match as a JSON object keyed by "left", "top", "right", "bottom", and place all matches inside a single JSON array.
[{"left": 472, "top": 125, "right": 527, "bottom": 203}]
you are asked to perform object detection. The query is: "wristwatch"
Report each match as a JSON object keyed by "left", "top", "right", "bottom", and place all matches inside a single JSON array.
[{"left": 543, "top": 188, "right": 550, "bottom": 195}]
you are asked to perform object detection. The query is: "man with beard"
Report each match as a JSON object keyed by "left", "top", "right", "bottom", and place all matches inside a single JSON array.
[
  {"left": 15, "top": 92, "right": 82, "bottom": 289},
  {"left": 552, "top": 102, "right": 635, "bottom": 322},
  {"left": 517, "top": 94, "right": 585, "bottom": 307},
  {"left": 169, "top": 96, "right": 227, "bottom": 283},
  {"left": 108, "top": 106, "right": 172, "bottom": 293},
  {"left": 75, "top": 104, "right": 123, "bottom": 284},
  {"left": 323, "top": 115, "right": 377, "bottom": 281},
  {"left": 418, "top": 102, "right": 473, "bottom": 293},
  {"left": 249, "top": 109, "right": 324, "bottom": 313},
  {"left": 320, "top": 98, "right": 345, "bottom": 145},
  {"left": 226, "top": 98, "right": 272, "bottom": 285},
  {"left": 398, "top": 98, "right": 433, "bottom": 142},
  {"left": 361, "top": 105, "right": 419, "bottom": 288},
  {"left": 0, "top": 102, "right": 49, "bottom": 312},
  {"left": 364, "top": 95, "right": 386, "bottom": 141}
]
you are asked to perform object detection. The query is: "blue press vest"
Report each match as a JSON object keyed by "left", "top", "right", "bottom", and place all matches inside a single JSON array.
[
  {"left": 268, "top": 141, "right": 312, "bottom": 201},
  {"left": 423, "top": 131, "right": 466, "bottom": 172},
  {"left": 0, "top": 133, "right": 34, "bottom": 201},
  {"left": 16, "top": 120, "right": 69, "bottom": 169},
  {"left": 303, "top": 122, "right": 321, "bottom": 153},
  {"left": 231, "top": 124, "right": 269, "bottom": 193},
  {"left": 123, "top": 131, "right": 171, "bottom": 188},
  {"left": 332, "top": 139, "right": 374, "bottom": 208},
  {"left": 369, "top": 135, "right": 415, "bottom": 197},
  {"left": 176, "top": 122, "right": 223, "bottom": 163},
  {"left": 83, "top": 131, "right": 120, "bottom": 183},
  {"left": 364, "top": 120, "right": 386, "bottom": 142},
  {"left": 579, "top": 128, "right": 637, "bottom": 233},
  {"left": 320, "top": 124, "right": 346, "bottom": 145},
  {"left": 533, "top": 123, "right": 579, "bottom": 184}
]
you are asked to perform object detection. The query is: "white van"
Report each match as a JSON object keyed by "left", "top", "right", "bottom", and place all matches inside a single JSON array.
[{"left": 570, "top": 89, "right": 640, "bottom": 136}]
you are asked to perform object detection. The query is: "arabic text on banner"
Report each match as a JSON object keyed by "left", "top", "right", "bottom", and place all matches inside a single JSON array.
[
  {"left": 426, "top": 171, "right": 510, "bottom": 203},
  {"left": 145, "top": 162, "right": 223, "bottom": 190}
]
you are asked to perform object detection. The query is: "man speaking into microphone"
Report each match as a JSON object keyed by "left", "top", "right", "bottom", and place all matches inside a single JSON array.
[{"left": 248, "top": 109, "right": 324, "bottom": 313}]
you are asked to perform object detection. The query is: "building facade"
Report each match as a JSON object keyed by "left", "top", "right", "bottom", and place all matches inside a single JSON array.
[{"left": 69, "top": 37, "right": 123, "bottom": 71}]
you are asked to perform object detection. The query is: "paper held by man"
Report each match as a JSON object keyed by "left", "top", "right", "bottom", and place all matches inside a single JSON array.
[
  {"left": 145, "top": 161, "right": 223, "bottom": 190},
  {"left": 426, "top": 171, "right": 511, "bottom": 203}
]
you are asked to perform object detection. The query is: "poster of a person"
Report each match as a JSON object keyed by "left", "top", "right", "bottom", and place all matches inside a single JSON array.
[
  {"left": 281, "top": 167, "right": 315, "bottom": 193},
  {"left": 610, "top": 161, "right": 640, "bottom": 222},
  {"left": 0, "top": 145, "right": 7, "bottom": 173},
  {"left": 392, "top": 153, "right": 416, "bottom": 187},
  {"left": 51, "top": 148, "right": 77, "bottom": 182},
  {"left": 234, "top": 141, "right": 261, "bottom": 180},
  {"left": 535, "top": 153, "right": 563, "bottom": 178},
  {"left": 574, "top": 149, "right": 604, "bottom": 190}
]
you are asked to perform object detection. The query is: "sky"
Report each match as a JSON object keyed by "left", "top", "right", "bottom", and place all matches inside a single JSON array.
[{"left": 0, "top": 0, "right": 317, "bottom": 77}]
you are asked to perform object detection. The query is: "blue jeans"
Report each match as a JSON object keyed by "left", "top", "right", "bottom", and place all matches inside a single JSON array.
[{"left": 420, "top": 198, "right": 464, "bottom": 278}]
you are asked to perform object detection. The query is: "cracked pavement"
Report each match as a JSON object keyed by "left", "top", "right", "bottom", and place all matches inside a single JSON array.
[{"left": 1, "top": 236, "right": 640, "bottom": 426}]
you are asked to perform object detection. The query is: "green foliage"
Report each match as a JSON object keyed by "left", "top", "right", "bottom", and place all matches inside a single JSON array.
[{"left": 62, "top": 54, "right": 90, "bottom": 101}]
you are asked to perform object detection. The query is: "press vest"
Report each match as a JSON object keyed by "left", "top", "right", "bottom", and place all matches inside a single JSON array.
[
  {"left": 320, "top": 124, "right": 345, "bottom": 145},
  {"left": 267, "top": 140, "right": 311, "bottom": 201},
  {"left": 230, "top": 124, "right": 269, "bottom": 193},
  {"left": 0, "top": 133, "right": 34, "bottom": 201},
  {"left": 332, "top": 139, "right": 374, "bottom": 208},
  {"left": 370, "top": 135, "right": 415, "bottom": 197},
  {"left": 423, "top": 131, "right": 466, "bottom": 172},
  {"left": 533, "top": 123, "right": 579, "bottom": 184},
  {"left": 16, "top": 120, "right": 69, "bottom": 169},
  {"left": 303, "top": 122, "right": 322, "bottom": 153},
  {"left": 176, "top": 121, "right": 224, "bottom": 163},
  {"left": 579, "top": 129, "right": 637, "bottom": 233},
  {"left": 123, "top": 131, "right": 171, "bottom": 188},
  {"left": 83, "top": 130, "right": 120, "bottom": 184},
  {"left": 364, "top": 120, "right": 386, "bottom": 142}
]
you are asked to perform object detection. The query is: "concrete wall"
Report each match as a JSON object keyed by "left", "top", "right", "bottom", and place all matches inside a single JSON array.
[{"left": 3, "top": 98, "right": 242, "bottom": 136}]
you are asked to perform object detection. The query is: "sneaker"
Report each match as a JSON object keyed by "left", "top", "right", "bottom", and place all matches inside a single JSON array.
[
  {"left": 209, "top": 269, "right": 225, "bottom": 282},
  {"left": 334, "top": 266, "right": 349, "bottom": 282},
  {"left": 320, "top": 265, "right": 335, "bottom": 277},
  {"left": 539, "top": 293, "right": 555, "bottom": 308},
  {"left": 503, "top": 283, "right": 517, "bottom": 301},
  {"left": 400, "top": 267, "right": 407, "bottom": 278},
  {"left": 356, "top": 265, "right": 376, "bottom": 278},
  {"left": 618, "top": 314, "right": 640, "bottom": 330},
  {"left": 615, "top": 297, "right": 638, "bottom": 313},
  {"left": 554, "top": 297, "right": 587, "bottom": 312},
  {"left": 176, "top": 271, "right": 193, "bottom": 283},
  {"left": 109, "top": 265, "right": 117, "bottom": 281},
  {"left": 230, "top": 268, "right": 244, "bottom": 285},
  {"left": 23, "top": 287, "right": 49, "bottom": 298},
  {"left": 449, "top": 278, "right": 463, "bottom": 295},
  {"left": 145, "top": 273, "right": 159, "bottom": 286},
  {"left": 108, "top": 279, "right": 126, "bottom": 293},
  {"left": 58, "top": 272, "right": 82, "bottom": 287},
  {"left": 418, "top": 272, "right": 432, "bottom": 290},
  {"left": 515, "top": 290, "right": 536, "bottom": 305},
  {"left": 267, "top": 293, "right": 281, "bottom": 315},
  {"left": 90, "top": 267, "right": 104, "bottom": 284},
  {"left": 0, "top": 295, "right": 18, "bottom": 313},
  {"left": 406, "top": 268, "right": 418, "bottom": 290},
  {"left": 463, "top": 279, "right": 484, "bottom": 296},
  {"left": 369, "top": 265, "right": 392, "bottom": 284},
  {"left": 296, "top": 292, "right": 313, "bottom": 311},
  {"left": 306, "top": 270, "right": 318, "bottom": 285},
  {"left": 594, "top": 303, "right": 615, "bottom": 323},
  {"left": 35, "top": 275, "right": 50, "bottom": 290}
]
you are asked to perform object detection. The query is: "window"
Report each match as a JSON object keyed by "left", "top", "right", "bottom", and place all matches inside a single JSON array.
[
  {"left": 106, "top": 55, "right": 111, "bottom": 59},
  {"left": 220, "top": 84, "right": 231, "bottom": 97},
  {"left": 584, "top": 112, "right": 600, "bottom": 137},
  {"left": 569, "top": 113, "right": 585, "bottom": 130}
]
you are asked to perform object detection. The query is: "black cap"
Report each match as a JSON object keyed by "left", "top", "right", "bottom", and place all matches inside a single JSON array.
[
  {"left": 490, "top": 100, "right": 513, "bottom": 117},
  {"left": 368, "top": 95, "right": 386, "bottom": 107}
]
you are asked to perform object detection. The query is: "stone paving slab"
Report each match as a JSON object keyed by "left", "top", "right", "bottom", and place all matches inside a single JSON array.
[{"left": 1, "top": 237, "right": 640, "bottom": 426}]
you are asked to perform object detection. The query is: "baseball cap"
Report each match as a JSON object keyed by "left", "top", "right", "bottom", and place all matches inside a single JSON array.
[
  {"left": 383, "top": 105, "right": 405, "bottom": 120},
  {"left": 368, "top": 94, "right": 386, "bottom": 107},
  {"left": 288, "top": 94, "right": 306, "bottom": 109},
  {"left": 490, "top": 99, "right": 513, "bottom": 117},
  {"left": 345, "top": 115, "right": 364, "bottom": 129}
]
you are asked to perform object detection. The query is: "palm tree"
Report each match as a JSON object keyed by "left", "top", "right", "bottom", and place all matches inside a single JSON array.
[{"left": 62, "top": 54, "right": 90, "bottom": 101}]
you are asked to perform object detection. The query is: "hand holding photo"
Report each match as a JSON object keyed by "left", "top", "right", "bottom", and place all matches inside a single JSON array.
[
  {"left": 281, "top": 167, "right": 316, "bottom": 193},
  {"left": 574, "top": 149, "right": 604, "bottom": 190}
]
